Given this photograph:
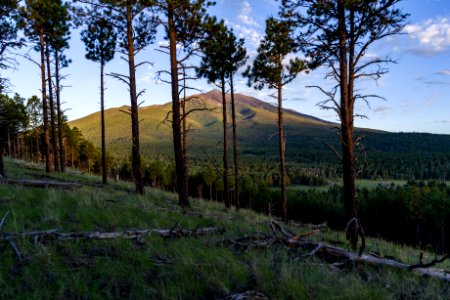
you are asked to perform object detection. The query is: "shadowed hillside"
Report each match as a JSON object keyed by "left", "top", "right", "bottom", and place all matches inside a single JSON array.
[{"left": 70, "top": 90, "right": 337, "bottom": 158}]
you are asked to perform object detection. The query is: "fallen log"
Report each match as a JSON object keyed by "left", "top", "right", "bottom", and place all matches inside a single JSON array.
[
  {"left": 296, "top": 242, "right": 450, "bottom": 282},
  {"left": 228, "top": 220, "right": 450, "bottom": 282},
  {"left": 282, "top": 225, "right": 450, "bottom": 282},
  {"left": 1, "top": 178, "right": 82, "bottom": 189},
  {"left": 4, "top": 226, "right": 225, "bottom": 243}
]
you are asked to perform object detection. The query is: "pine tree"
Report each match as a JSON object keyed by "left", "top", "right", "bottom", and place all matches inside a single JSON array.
[
  {"left": 197, "top": 17, "right": 232, "bottom": 208},
  {"left": 0, "top": 94, "right": 28, "bottom": 177},
  {"left": 198, "top": 18, "right": 248, "bottom": 209},
  {"left": 49, "top": 0, "right": 71, "bottom": 173},
  {"left": 244, "top": 17, "right": 307, "bottom": 222},
  {"left": 281, "top": 0, "right": 408, "bottom": 248},
  {"left": 153, "top": 0, "right": 214, "bottom": 207},
  {"left": 81, "top": 17, "right": 117, "bottom": 184},
  {"left": 0, "top": 0, "right": 22, "bottom": 175},
  {"left": 224, "top": 28, "right": 247, "bottom": 211},
  {"left": 21, "top": 0, "right": 53, "bottom": 172},
  {"left": 77, "top": 0, "right": 157, "bottom": 194},
  {"left": 26, "top": 95, "right": 42, "bottom": 162},
  {"left": 0, "top": 0, "right": 22, "bottom": 92}
]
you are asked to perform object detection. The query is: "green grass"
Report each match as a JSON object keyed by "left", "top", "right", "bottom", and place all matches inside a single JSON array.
[{"left": 1, "top": 158, "right": 449, "bottom": 299}]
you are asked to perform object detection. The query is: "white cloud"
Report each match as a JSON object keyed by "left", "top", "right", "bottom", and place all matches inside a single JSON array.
[
  {"left": 237, "top": 1, "right": 260, "bottom": 28},
  {"left": 435, "top": 69, "right": 450, "bottom": 76},
  {"left": 232, "top": 23, "right": 262, "bottom": 49},
  {"left": 405, "top": 17, "right": 450, "bottom": 55}
]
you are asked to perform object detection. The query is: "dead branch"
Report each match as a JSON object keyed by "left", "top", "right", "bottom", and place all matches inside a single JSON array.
[
  {"left": 0, "top": 211, "right": 9, "bottom": 233},
  {"left": 3, "top": 226, "right": 225, "bottom": 243},
  {"left": 222, "top": 290, "right": 269, "bottom": 300},
  {"left": 226, "top": 233, "right": 276, "bottom": 249},
  {"left": 408, "top": 254, "right": 450, "bottom": 271},
  {"left": 0, "top": 212, "right": 23, "bottom": 261},
  {"left": 108, "top": 72, "right": 130, "bottom": 87},
  {"left": 345, "top": 218, "right": 366, "bottom": 256},
  {"left": 1, "top": 179, "right": 82, "bottom": 189},
  {"left": 291, "top": 222, "right": 327, "bottom": 230},
  {"left": 200, "top": 147, "right": 224, "bottom": 177},
  {"left": 5, "top": 237, "right": 23, "bottom": 261},
  {"left": 157, "top": 207, "right": 237, "bottom": 220},
  {"left": 324, "top": 142, "right": 342, "bottom": 161},
  {"left": 151, "top": 254, "right": 174, "bottom": 266}
]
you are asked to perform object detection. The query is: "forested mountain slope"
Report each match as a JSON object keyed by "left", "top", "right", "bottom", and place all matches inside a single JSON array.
[{"left": 70, "top": 90, "right": 450, "bottom": 179}]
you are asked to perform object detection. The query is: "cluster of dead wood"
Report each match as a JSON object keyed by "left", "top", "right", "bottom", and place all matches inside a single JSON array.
[
  {"left": 2, "top": 207, "right": 450, "bottom": 284},
  {"left": 225, "top": 220, "right": 450, "bottom": 282},
  {"left": 0, "top": 211, "right": 224, "bottom": 261}
]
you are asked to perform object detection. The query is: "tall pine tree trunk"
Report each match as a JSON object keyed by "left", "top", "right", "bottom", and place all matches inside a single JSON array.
[
  {"left": 100, "top": 61, "right": 107, "bottom": 184},
  {"left": 278, "top": 81, "right": 287, "bottom": 223},
  {"left": 126, "top": 4, "right": 144, "bottom": 194},
  {"left": 45, "top": 41, "right": 58, "bottom": 172},
  {"left": 35, "top": 128, "right": 40, "bottom": 163},
  {"left": 168, "top": 3, "right": 189, "bottom": 207},
  {"left": 221, "top": 79, "right": 230, "bottom": 208},
  {"left": 229, "top": 75, "right": 239, "bottom": 210},
  {"left": 39, "top": 29, "right": 50, "bottom": 173},
  {"left": 7, "top": 127, "right": 11, "bottom": 156},
  {"left": 55, "top": 50, "right": 65, "bottom": 173},
  {"left": 181, "top": 74, "right": 188, "bottom": 199},
  {"left": 338, "top": 0, "right": 357, "bottom": 250}
]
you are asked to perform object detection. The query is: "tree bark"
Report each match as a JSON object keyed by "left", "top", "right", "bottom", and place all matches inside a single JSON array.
[
  {"left": 39, "top": 29, "right": 51, "bottom": 173},
  {"left": 45, "top": 41, "right": 59, "bottom": 172},
  {"left": 126, "top": 4, "right": 144, "bottom": 194},
  {"left": 221, "top": 79, "right": 230, "bottom": 209},
  {"left": 338, "top": 0, "right": 357, "bottom": 249},
  {"left": 55, "top": 50, "right": 65, "bottom": 173},
  {"left": 181, "top": 69, "right": 189, "bottom": 200},
  {"left": 278, "top": 81, "right": 287, "bottom": 223},
  {"left": 168, "top": 3, "right": 189, "bottom": 207},
  {"left": 100, "top": 61, "right": 107, "bottom": 184},
  {"left": 0, "top": 138, "right": 4, "bottom": 177},
  {"left": 35, "top": 128, "right": 39, "bottom": 163},
  {"left": 229, "top": 75, "right": 240, "bottom": 211},
  {"left": 7, "top": 127, "right": 11, "bottom": 157}
]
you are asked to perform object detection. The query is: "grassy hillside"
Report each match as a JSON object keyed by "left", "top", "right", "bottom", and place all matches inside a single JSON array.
[
  {"left": 69, "top": 90, "right": 339, "bottom": 158},
  {"left": 1, "top": 158, "right": 449, "bottom": 299}
]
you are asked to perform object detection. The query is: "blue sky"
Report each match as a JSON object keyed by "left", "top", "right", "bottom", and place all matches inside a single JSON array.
[{"left": 3, "top": 0, "right": 450, "bottom": 134}]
